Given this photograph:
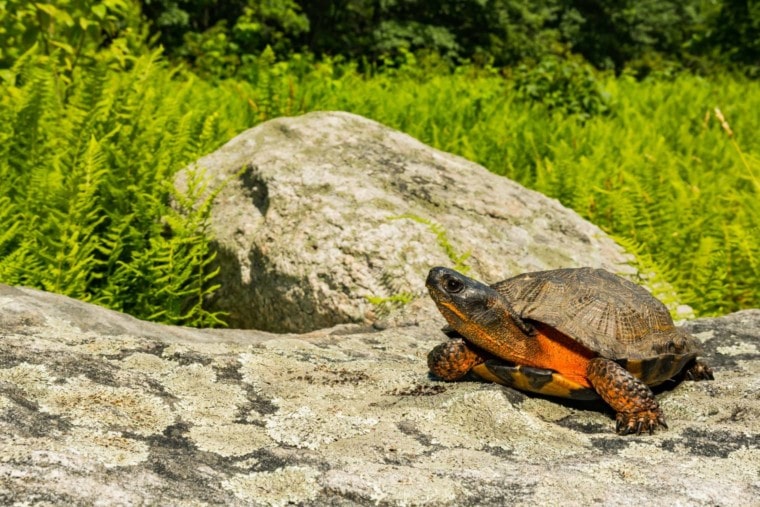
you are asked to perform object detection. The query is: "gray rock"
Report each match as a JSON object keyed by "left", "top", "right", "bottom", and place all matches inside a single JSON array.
[
  {"left": 1, "top": 285, "right": 758, "bottom": 505},
  {"left": 176, "top": 111, "right": 633, "bottom": 332}
]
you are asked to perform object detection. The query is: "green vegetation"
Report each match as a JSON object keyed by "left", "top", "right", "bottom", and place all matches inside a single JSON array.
[
  {"left": 392, "top": 214, "right": 471, "bottom": 274},
  {"left": 366, "top": 292, "right": 416, "bottom": 316},
  {"left": 367, "top": 214, "right": 471, "bottom": 311},
  {"left": 0, "top": 51, "right": 255, "bottom": 326},
  {"left": 0, "top": 0, "right": 147, "bottom": 71},
  {"left": 305, "top": 66, "right": 758, "bottom": 315},
  {"left": 1, "top": 1, "right": 758, "bottom": 326},
  {"left": 135, "top": 0, "right": 759, "bottom": 77}
]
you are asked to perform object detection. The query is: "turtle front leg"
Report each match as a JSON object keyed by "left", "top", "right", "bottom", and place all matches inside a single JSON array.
[
  {"left": 587, "top": 358, "right": 667, "bottom": 435},
  {"left": 428, "top": 338, "right": 485, "bottom": 381}
]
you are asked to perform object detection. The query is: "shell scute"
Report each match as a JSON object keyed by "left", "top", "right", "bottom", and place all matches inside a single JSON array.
[{"left": 491, "top": 267, "right": 699, "bottom": 360}]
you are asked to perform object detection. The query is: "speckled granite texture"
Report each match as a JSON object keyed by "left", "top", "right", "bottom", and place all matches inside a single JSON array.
[{"left": 1, "top": 285, "right": 757, "bottom": 505}]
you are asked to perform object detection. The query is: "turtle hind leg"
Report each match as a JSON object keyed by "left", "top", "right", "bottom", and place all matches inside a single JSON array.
[
  {"left": 587, "top": 358, "right": 667, "bottom": 436},
  {"left": 683, "top": 360, "right": 714, "bottom": 381}
]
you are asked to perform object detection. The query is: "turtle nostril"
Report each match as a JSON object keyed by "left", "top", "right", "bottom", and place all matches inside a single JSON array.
[{"left": 444, "top": 277, "right": 464, "bottom": 294}]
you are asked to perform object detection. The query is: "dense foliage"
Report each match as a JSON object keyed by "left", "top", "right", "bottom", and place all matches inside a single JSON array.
[
  {"left": 0, "top": 50, "right": 258, "bottom": 326},
  {"left": 0, "top": 0, "right": 147, "bottom": 71},
  {"left": 0, "top": 1, "right": 758, "bottom": 325},
  {"left": 137, "top": 0, "right": 759, "bottom": 76},
  {"left": 254, "top": 59, "right": 758, "bottom": 315}
]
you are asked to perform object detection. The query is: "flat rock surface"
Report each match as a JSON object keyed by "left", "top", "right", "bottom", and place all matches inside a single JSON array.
[
  {"left": 1, "top": 284, "right": 758, "bottom": 505},
  {"left": 176, "top": 111, "right": 633, "bottom": 332}
]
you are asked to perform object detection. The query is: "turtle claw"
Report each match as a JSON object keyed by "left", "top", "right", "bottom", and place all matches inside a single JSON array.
[
  {"left": 685, "top": 361, "right": 714, "bottom": 381},
  {"left": 615, "top": 410, "right": 668, "bottom": 436}
]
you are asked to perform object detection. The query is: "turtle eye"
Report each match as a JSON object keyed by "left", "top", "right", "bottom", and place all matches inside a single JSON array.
[{"left": 444, "top": 277, "right": 464, "bottom": 294}]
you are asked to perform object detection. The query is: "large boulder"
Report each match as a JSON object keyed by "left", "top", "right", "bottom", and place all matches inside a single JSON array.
[
  {"left": 1, "top": 284, "right": 758, "bottom": 505},
  {"left": 176, "top": 111, "right": 632, "bottom": 332}
]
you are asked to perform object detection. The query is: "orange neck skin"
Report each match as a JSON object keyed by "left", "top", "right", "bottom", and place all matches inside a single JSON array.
[{"left": 449, "top": 307, "right": 595, "bottom": 388}]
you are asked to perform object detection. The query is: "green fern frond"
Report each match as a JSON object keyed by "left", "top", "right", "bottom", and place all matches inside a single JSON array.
[{"left": 0, "top": 197, "right": 20, "bottom": 256}]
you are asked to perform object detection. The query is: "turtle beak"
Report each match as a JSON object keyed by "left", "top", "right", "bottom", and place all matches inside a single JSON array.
[
  {"left": 426, "top": 267, "right": 465, "bottom": 301},
  {"left": 427, "top": 267, "right": 466, "bottom": 327},
  {"left": 425, "top": 266, "right": 448, "bottom": 290}
]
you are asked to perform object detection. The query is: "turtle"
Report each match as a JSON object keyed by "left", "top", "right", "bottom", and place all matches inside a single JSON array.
[{"left": 425, "top": 266, "right": 714, "bottom": 435}]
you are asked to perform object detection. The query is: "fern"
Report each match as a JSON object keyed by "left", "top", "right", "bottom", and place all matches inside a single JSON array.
[
  {"left": 0, "top": 197, "right": 20, "bottom": 258},
  {"left": 612, "top": 235, "right": 689, "bottom": 317},
  {"left": 0, "top": 50, "right": 253, "bottom": 326},
  {"left": 4, "top": 54, "right": 59, "bottom": 203},
  {"left": 38, "top": 136, "right": 108, "bottom": 299},
  {"left": 2, "top": 49, "right": 759, "bottom": 324}
]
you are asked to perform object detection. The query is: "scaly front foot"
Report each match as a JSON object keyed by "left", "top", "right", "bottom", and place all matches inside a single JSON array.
[{"left": 427, "top": 338, "right": 484, "bottom": 381}]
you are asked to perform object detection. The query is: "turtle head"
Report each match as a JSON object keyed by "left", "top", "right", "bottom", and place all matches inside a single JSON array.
[
  {"left": 426, "top": 267, "right": 534, "bottom": 361},
  {"left": 426, "top": 267, "right": 509, "bottom": 334}
]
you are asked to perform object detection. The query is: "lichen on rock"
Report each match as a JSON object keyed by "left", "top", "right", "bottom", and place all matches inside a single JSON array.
[
  {"left": 2, "top": 113, "right": 758, "bottom": 505},
  {"left": 1, "top": 285, "right": 758, "bottom": 504}
]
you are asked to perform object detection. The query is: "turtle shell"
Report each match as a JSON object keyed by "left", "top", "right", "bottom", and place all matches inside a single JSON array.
[{"left": 490, "top": 268, "right": 702, "bottom": 372}]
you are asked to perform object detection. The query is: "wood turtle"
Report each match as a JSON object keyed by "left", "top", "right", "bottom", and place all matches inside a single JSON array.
[{"left": 426, "top": 267, "right": 714, "bottom": 435}]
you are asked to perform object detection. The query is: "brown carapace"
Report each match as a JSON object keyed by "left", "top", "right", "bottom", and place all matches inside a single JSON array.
[{"left": 426, "top": 267, "right": 714, "bottom": 435}]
